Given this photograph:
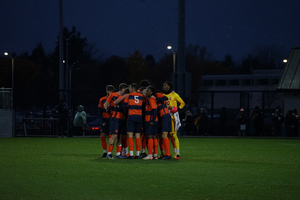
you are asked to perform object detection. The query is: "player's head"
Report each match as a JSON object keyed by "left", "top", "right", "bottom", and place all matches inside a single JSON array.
[
  {"left": 140, "top": 79, "right": 150, "bottom": 88},
  {"left": 139, "top": 86, "right": 147, "bottom": 97},
  {"left": 124, "top": 88, "right": 130, "bottom": 94},
  {"left": 147, "top": 85, "right": 156, "bottom": 97},
  {"left": 118, "top": 83, "right": 129, "bottom": 95},
  {"left": 106, "top": 85, "right": 115, "bottom": 95},
  {"left": 162, "top": 81, "right": 172, "bottom": 92},
  {"left": 129, "top": 83, "right": 139, "bottom": 93}
]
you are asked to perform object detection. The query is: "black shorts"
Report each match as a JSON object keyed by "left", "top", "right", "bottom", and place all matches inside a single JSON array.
[
  {"left": 110, "top": 118, "right": 123, "bottom": 135},
  {"left": 127, "top": 120, "right": 143, "bottom": 133},
  {"left": 100, "top": 118, "right": 110, "bottom": 134},
  {"left": 145, "top": 121, "right": 158, "bottom": 135},
  {"left": 158, "top": 114, "right": 172, "bottom": 132}
]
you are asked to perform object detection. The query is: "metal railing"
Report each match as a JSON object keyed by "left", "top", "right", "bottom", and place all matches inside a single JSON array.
[
  {"left": 15, "top": 118, "right": 59, "bottom": 137},
  {"left": 11, "top": 89, "right": 299, "bottom": 137}
]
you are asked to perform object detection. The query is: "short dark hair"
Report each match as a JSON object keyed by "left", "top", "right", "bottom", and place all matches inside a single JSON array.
[
  {"left": 164, "top": 81, "right": 173, "bottom": 90},
  {"left": 140, "top": 79, "right": 150, "bottom": 87},
  {"left": 130, "top": 83, "right": 139, "bottom": 92},
  {"left": 124, "top": 88, "right": 130, "bottom": 94},
  {"left": 148, "top": 85, "right": 156, "bottom": 95},
  {"left": 139, "top": 86, "right": 147, "bottom": 93},
  {"left": 119, "top": 83, "right": 128, "bottom": 90},
  {"left": 106, "top": 85, "right": 115, "bottom": 92}
]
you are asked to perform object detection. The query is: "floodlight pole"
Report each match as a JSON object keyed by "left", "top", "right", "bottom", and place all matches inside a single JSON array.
[{"left": 4, "top": 52, "right": 15, "bottom": 110}]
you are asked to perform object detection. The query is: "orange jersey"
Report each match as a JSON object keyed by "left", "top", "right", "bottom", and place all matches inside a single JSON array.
[
  {"left": 123, "top": 92, "right": 144, "bottom": 122},
  {"left": 98, "top": 96, "right": 110, "bottom": 119},
  {"left": 155, "top": 92, "right": 169, "bottom": 118},
  {"left": 106, "top": 92, "right": 124, "bottom": 119},
  {"left": 145, "top": 96, "right": 158, "bottom": 122},
  {"left": 114, "top": 95, "right": 126, "bottom": 120}
]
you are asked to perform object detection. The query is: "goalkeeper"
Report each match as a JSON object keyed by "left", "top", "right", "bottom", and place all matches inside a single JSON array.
[{"left": 162, "top": 81, "right": 185, "bottom": 159}]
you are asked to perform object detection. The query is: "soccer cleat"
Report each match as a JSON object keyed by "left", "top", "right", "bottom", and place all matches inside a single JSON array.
[
  {"left": 140, "top": 153, "right": 147, "bottom": 158},
  {"left": 153, "top": 156, "right": 158, "bottom": 160},
  {"left": 116, "top": 155, "right": 126, "bottom": 159},
  {"left": 173, "top": 152, "right": 177, "bottom": 159},
  {"left": 127, "top": 156, "right": 134, "bottom": 159},
  {"left": 134, "top": 155, "right": 140, "bottom": 159},
  {"left": 143, "top": 155, "right": 153, "bottom": 160},
  {"left": 107, "top": 154, "right": 114, "bottom": 159},
  {"left": 162, "top": 155, "right": 172, "bottom": 159},
  {"left": 176, "top": 155, "right": 181, "bottom": 160},
  {"left": 101, "top": 153, "right": 107, "bottom": 158}
]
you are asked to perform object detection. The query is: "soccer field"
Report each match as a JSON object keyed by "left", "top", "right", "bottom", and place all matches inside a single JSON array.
[{"left": 0, "top": 137, "right": 299, "bottom": 200}]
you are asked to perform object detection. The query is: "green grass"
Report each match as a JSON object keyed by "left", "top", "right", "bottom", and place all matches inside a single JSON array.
[{"left": 0, "top": 137, "right": 300, "bottom": 200}]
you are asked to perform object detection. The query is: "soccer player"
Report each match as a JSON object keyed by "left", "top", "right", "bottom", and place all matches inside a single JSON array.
[
  {"left": 98, "top": 85, "right": 115, "bottom": 157},
  {"left": 143, "top": 86, "right": 159, "bottom": 160},
  {"left": 155, "top": 92, "right": 172, "bottom": 159},
  {"left": 114, "top": 88, "right": 130, "bottom": 158},
  {"left": 138, "top": 79, "right": 151, "bottom": 158},
  {"left": 121, "top": 83, "right": 144, "bottom": 159},
  {"left": 104, "top": 83, "right": 128, "bottom": 159},
  {"left": 162, "top": 81, "right": 185, "bottom": 159}
]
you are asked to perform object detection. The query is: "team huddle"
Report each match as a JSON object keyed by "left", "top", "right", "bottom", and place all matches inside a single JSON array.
[{"left": 98, "top": 80, "right": 185, "bottom": 160}]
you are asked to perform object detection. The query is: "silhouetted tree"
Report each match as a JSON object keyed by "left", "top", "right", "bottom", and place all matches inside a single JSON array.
[
  {"left": 154, "top": 53, "right": 173, "bottom": 88},
  {"left": 251, "top": 44, "right": 286, "bottom": 69},
  {"left": 101, "top": 55, "right": 128, "bottom": 87},
  {"left": 126, "top": 49, "right": 149, "bottom": 84}
]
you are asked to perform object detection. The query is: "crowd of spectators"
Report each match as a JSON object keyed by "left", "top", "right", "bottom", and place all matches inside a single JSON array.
[{"left": 181, "top": 106, "right": 300, "bottom": 137}]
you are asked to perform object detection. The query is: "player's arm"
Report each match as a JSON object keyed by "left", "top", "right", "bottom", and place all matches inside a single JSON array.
[
  {"left": 149, "top": 96, "right": 157, "bottom": 125},
  {"left": 176, "top": 94, "right": 185, "bottom": 109},
  {"left": 156, "top": 92, "right": 168, "bottom": 102},
  {"left": 114, "top": 94, "right": 128, "bottom": 105},
  {"left": 98, "top": 98, "right": 103, "bottom": 119},
  {"left": 104, "top": 93, "right": 113, "bottom": 109},
  {"left": 104, "top": 101, "right": 110, "bottom": 110}
]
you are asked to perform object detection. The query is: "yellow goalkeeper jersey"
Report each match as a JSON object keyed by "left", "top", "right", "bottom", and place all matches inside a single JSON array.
[{"left": 164, "top": 92, "right": 185, "bottom": 110}]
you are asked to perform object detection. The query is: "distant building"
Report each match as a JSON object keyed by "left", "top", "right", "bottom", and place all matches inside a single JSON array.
[
  {"left": 198, "top": 70, "right": 283, "bottom": 110},
  {"left": 277, "top": 47, "right": 300, "bottom": 114}
]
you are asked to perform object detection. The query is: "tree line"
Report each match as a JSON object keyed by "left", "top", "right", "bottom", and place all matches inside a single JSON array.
[{"left": 0, "top": 26, "right": 287, "bottom": 110}]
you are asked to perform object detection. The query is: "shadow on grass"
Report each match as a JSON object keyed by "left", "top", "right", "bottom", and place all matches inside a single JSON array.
[{"left": 91, "top": 157, "right": 180, "bottom": 165}]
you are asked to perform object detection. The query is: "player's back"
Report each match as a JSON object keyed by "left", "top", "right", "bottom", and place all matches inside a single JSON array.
[
  {"left": 99, "top": 96, "right": 110, "bottom": 119},
  {"left": 126, "top": 92, "right": 144, "bottom": 122},
  {"left": 145, "top": 97, "right": 158, "bottom": 122},
  {"left": 106, "top": 92, "right": 120, "bottom": 118}
]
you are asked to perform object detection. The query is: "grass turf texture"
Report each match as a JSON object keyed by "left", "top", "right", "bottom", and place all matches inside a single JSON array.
[{"left": 0, "top": 138, "right": 299, "bottom": 200}]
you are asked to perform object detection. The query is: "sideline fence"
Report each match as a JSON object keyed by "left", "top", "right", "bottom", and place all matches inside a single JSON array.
[{"left": 10, "top": 89, "right": 299, "bottom": 137}]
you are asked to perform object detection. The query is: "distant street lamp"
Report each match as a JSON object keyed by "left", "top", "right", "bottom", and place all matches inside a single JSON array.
[
  {"left": 167, "top": 45, "right": 177, "bottom": 90},
  {"left": 283, "top": 59, "right": 288, "bottom": 63},
  {"left": 167, "top": 46, "right": 176, "bottom": 74},
  {"left": 64, "top": 33, "right": 74, "bottom": 110},
  {"left": 4, "top": 52, "right": 15, "bottom": 110}
]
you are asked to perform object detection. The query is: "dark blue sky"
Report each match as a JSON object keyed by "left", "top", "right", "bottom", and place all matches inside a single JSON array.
[{"left": 1, "top": 0, "right": 299, "bottom": 61}]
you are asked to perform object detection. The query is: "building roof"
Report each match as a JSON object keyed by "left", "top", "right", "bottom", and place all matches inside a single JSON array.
[{"left": 277, "top": 47, "right": 300, "bottom": 91}]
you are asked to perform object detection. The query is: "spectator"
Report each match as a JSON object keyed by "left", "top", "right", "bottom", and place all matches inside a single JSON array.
[
  {"left": 284, "top": 109, "right": 298, "bottom": 137},
  {"left": 194, "top": 108, "right": 209, "bottom": 136},
  {"left": 73, "top": 105, "right": 86, "bottom": 136},
  {"left": 271, "top": 108, "right": 284, "bottom": 137},
  {"left": 250, "top": 106, "right": 264, "bottom": 137},
  {"left": 293, "top": 109, "right": 300, "bottom": 137},
  {"left": 183, "top": 110, "right": 193, "bottom": 135},
  {"left": 54, "top": 99, "right": 69, "bottom": 137},
  {"left": 236, "top": 108, "right": 247, "bottom": 137},
  {"left": 220, "top": 107, "right": 228, "bottom": 136}
]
